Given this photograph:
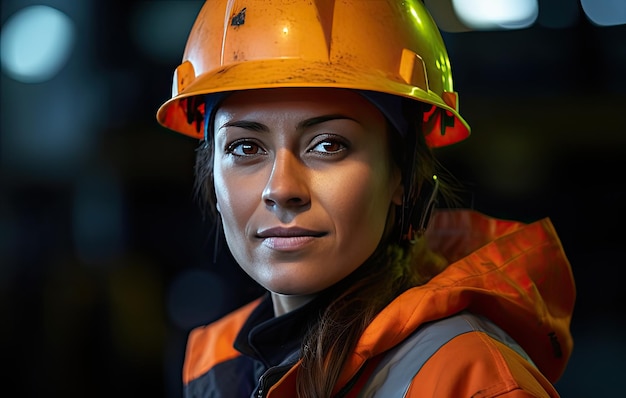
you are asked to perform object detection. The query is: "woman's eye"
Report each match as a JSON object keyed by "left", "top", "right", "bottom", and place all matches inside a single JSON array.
[
  {"left": 227, "top": 140, "right": 265, "bottom": 157},
  {"left": 310, "top": 139, "right": 347, "bottom": 154}
]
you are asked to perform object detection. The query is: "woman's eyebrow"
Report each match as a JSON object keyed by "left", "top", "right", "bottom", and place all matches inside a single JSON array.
[
  {"left": 297, "top": 114, "right": 357, "bottom": 130},
  {"left": 220, "top": 120, "right": 268, "bottom": 132}
]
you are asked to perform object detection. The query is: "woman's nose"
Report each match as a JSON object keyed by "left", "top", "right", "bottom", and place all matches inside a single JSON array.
[{"left": 261, "top": 149, "right": 311, "bottom": 210}]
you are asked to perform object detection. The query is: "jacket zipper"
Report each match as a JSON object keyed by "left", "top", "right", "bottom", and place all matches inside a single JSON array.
[{"left": 256, "top": 364, "right": 292, "bottom": 398}]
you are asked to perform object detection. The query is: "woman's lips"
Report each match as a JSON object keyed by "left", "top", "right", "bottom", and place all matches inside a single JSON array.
[{"left": 256, "top": 227, "right": 326, "bottom": 251}]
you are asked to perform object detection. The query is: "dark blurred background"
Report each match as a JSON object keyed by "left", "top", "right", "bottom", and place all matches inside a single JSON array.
[{"left": 1, "top": 0, "right": 624, "bottom": 397}]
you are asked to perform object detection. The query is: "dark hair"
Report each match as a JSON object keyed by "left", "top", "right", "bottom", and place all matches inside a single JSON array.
[{"left": 193, "top": 94, "right": 457, "bottom": 398}]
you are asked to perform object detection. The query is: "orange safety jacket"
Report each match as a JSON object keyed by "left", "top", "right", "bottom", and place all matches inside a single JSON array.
[{"left": 183, "top": 210, "right": 575, "bottom": 397}]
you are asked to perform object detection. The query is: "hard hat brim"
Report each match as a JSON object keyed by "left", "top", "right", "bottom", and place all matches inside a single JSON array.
[{"left": 156, "top": 58, "right": 470, "bottom": 147}]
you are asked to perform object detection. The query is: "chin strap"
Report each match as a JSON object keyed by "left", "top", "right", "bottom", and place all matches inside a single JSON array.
[
  {"left": 415, "top": 174, "right": 439, "bottom": 238},
  {"left": 401, "top": 174, "right": 439, "bottom": 244}
]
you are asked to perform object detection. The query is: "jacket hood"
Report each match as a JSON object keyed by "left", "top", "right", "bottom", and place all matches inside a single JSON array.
[{"left": 341, "top": 209, "right": 575, "bottom": 387}]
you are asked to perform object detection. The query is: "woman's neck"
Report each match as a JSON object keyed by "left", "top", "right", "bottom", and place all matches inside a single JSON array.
[{"left": 271, "top": 292, "right": 317, "bottom": 316}]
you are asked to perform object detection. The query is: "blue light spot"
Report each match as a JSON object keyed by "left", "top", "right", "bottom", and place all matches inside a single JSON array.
[
  {"left": 581, "top": 0, "right": 626, "bottom": 27},
  {"left": 1, "top": 5, "right": 75, "bottom": 83}
]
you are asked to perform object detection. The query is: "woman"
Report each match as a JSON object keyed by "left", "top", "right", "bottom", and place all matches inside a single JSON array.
[{"left": 156, "top": 1, "right": 575, "bottom": 397}]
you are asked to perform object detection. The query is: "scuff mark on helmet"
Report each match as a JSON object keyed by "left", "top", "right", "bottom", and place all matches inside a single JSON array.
[{"left": 231, "top": 7, "right": 246, "bottom": 26}]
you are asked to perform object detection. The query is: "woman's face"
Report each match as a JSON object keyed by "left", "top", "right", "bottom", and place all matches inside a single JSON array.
[{"left": 212, "top": 88, "right": 403, "bottom": 295}]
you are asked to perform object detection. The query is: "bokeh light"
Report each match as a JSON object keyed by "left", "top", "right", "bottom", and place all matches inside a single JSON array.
[
  {"left": 581, "top": 0, "right": 626, "bottom": 27},
  {"left": 1, "top": 5, "right": 75, "bottom": 83},
  {"left": 452, "top": 0, "right": 538, "bottom": 30}
]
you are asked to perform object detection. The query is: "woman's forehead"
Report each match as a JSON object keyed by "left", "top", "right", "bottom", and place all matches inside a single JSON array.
[{"left": 216, "top": 87, "right": 382, "bottom": 116}]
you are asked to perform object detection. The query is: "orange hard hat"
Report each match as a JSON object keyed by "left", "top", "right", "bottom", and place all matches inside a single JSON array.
[{"left": 156, "top": 0, "right": 470, "bottom": 147}]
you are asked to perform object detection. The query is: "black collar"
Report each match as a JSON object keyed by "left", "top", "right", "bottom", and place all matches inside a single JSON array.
[{"left": 234, "top": 293, "right": 323, "bottom": 368}]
